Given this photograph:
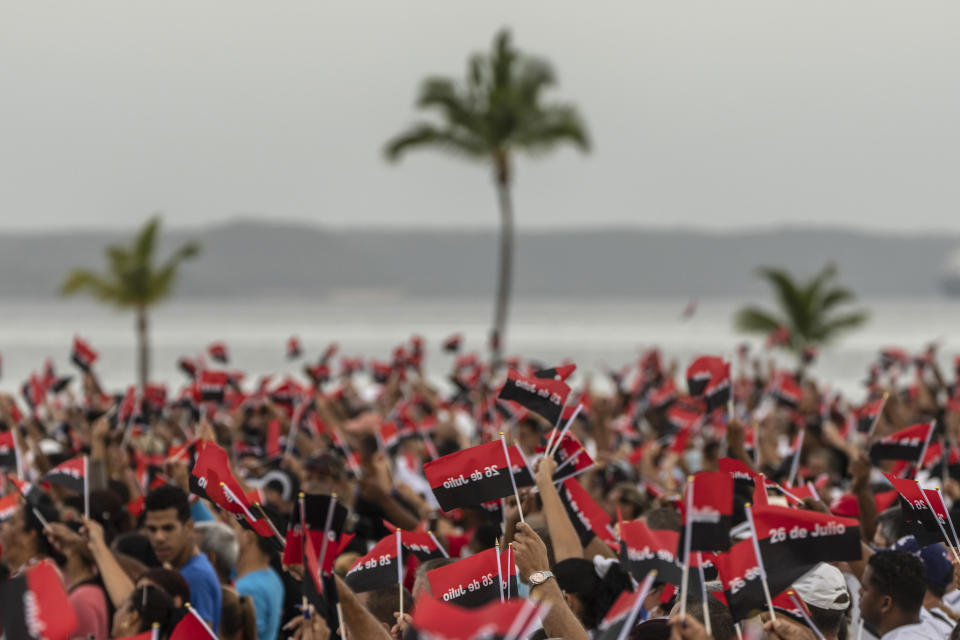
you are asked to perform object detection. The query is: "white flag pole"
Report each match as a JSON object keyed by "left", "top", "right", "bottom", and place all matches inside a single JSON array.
[
  {"left": 679, "top": 476, "right": 694, "bottom": 619},
  {"left": 744, "top": 503, "right": 777, "bottom": 621},
  {"left": 501, "top": 433, "right": 524, "bottom": 523}
]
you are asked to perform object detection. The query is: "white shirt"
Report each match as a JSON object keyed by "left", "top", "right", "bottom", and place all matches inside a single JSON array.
[
  {"left": 921, "top": 607, "right": 954, "bottom": 638},
  {"left": 880, "top": 619, "right": 945, "bottom": 640}
]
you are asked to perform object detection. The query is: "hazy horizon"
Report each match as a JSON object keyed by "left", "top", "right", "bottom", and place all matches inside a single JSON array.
[{"left": 2, "top": 2, "right": 959, "bottom": 233}]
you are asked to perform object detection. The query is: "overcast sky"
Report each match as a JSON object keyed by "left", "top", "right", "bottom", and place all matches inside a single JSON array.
[{"left": 2, "top": 1, "right": 958, "bottom": 233}]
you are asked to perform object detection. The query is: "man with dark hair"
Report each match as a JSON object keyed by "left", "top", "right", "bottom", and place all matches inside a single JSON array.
[
  {"left": 144, "top": 485, "right": 221, "bottom": 632},
  {"left": 859, "top": 550, "right": 939, "bottom": 640},
  {"left": 359, "top": 584, "right": 413, "bottom": 633},
  {"left": 232, "top": 508, "right": 284, "bottom": 640}
]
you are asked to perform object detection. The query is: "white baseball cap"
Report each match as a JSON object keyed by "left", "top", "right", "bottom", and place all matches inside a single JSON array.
[{"left": 793, "top": 563, "right": 851, "bottom": 611}]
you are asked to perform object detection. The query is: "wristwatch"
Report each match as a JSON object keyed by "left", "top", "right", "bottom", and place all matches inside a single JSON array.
[{"left": 528, "top": 570, "right": 555, "bottom": 588}]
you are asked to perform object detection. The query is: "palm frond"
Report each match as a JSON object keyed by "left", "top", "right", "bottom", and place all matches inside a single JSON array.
[
  {"left": 814, "top": 310, "right": 870, "bottom": 342},
  {"left": 383, "top": 123, "right": 488, "bottom": 162},
  {"left": 514, "top": 104, "right": 590, "bottom": 154},
  {"left": 818, "top": 287, "right": 857, "bottom": 311},
  {"left": 60, "top": 270, "right": 124, "bottom": 304},
  {"left": 755, "top": 267, "right": 811, "bottom": 334},
  {"left": 734, "top": 306, "right": 784, "bottom": 334},
  {"left": 133, "top": 216, "right": 161, "bottom": 264}
]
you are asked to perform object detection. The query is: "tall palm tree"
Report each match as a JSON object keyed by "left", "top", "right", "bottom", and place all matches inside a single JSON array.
[
  {"left": 734, "top": 264, "right": 868, "bottom": 353},
  {"left": 384, "top": 28, "right": 590, "bottom": 369},
  {"left": 61, "top": 216, "right": 201, "bottom": 390}
]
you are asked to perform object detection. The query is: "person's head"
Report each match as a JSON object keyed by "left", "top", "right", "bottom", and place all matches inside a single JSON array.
[
  {"left": 144, "top": 485, "right": 194, "bottom": 567},
  {"left": 64, "top": 489, "right": 127, "bottom": 545},
  {"left": 195, "top": 521, "right": 238, "bottom": 584},
  {"left": 468, "top": 524, "right": 501, "bottom": 555},
  {"left": 513, "top": 420, "right": 541, "bottom": 456},
  {"left": 554, "top": 557, "right": 635, "bottom": 630},
  {"left": 111, "top": 583, "right": 176, "bottom": 639},
  {"left": 859, "top": 550, "right": 925, "bottom": 634},
  {"left": 112, "top": 532, "right": 160, "bottom": 568},
  {"left": 793, "top": 564, "right": 851, "bottom": 640},
  {"left": 873, "top": 508, "right": 904, "bottom": 549},
  {"left": 919, "top": 543, "right": 954, "bottom": 600},
  {"left": 0, "top": 496, "right": 59, "bottom": 570},
  {"left": 606, "top": 483, "right": 648, "bottom": 521},
  {"left": 413, "top": 558, "right": 455, "bottom": 599},
  {"left": 644, "top": 507, "right": 682, "bottom": 532},
  {"left": 220, "top": 586, "right": 257, "bottom": 640},
  {"left": 668, "top": 595, "right": 735, "bottom": 640},
  {"left": 360, "top": 585, "right": 413, "bottom": 632},
  {"left": 138, "top": 567, "right": 191, "bottom": 608}
]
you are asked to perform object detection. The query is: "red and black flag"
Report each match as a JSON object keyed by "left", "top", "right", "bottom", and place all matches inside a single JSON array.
[
  {"left": 854, "top": 396, "right": 887, "bottom": 434},
  {"left": 595, "top": 572, "right": 657, "bottom": 640},
  {"left": 286, "top": 335, "right": 302, "bottom": 359},
  {"left": 558, "top": 477, "right": 616, "bottom": 547},
  {"left": 686, "top": 355, "right": 726, "bottom": 397},
  {"left": 282, "top": 493, "right": 349, "bottom": 565},
  {"left": 880, "top": 347, "right": 910, "bottom": 371},
  {"left": 619, "top": 519, "right": 683, "bottom": 585},
  {"left": 680, "top": 471, "right": 735, "bottom": 552},
  {"left": 41, "top": 455, "right": 86, "bottom": 495},
  {"left": 771, "top": 372, "right": 802, "bottom": 410},
  {"left": 0, "top": 493, "right": 19, "bottom": 521},
  {"left": 0, "top": 560, "right": 77, "bottom": 639},
  {"left": 772, "top": 590, "right": 819, "bottom": 630},
  {"left": 545, "top": 433, "right": 595, "bottom": 483},
  {"left": 426, "top": 546, "right": 514, "bottom": 608},
  {"left": 766, "top": 325, "right": 791, "bottom": 349},
  {"left": 422, "top": 440, "right": 533, "bottom": 512},
  {"left": 198, "top": 370, "right": 229, "bottom": 404},
  {"left": 442, "top": 333, "right": 463, "bottom": 353},
  {"left": 207, "top": 342, "right": 229, "bottom": 364},
  {"left": 397, "top": 530, "right": 449, "bottom": 562},
  {"left": 409, "top": 595, "right": 547, "bottom": 640},
  {"left": 750, "top": 504, "right": 861, "bottom": 573},
  {"left": 301, "top": 522, "right": 340, "bottom": 637},
  {"left": 344, "top": 531, "right": 404, "bottom": 594},
  {"left": 497, "top": 369, "right": 570, "bottom": 426},
  {"left": 648, "top": 379, "right": 678, "bottom": 411},
  {"left": 116, "top": 385, "right": 138, "bottom": 429},
  {"left": 190, "top": 441, "right": 276, "bottom": 540},
  {"left": 0, "top": 430, "right": 20, "bottom": 474},
  {"left": 178, "top": 356, "right": 199, "bottom": 379},
  {"left": 713, "top": 538, "right": 794, "bottom": 622},
  {"left": 319, "top": 342, "right": 339, "bottom": 366},
  {"left": 882, "top": 472, "right": 949, "bottom": 546},
  {"left": 704, "top": 363, "right": 732, "bottom": 413},
  {"left": 533, "top": 363, "right": 576, "bottom": 382},
  {"left": 70, "top": 336, "right": 98, "bottom": 372},
  {"left": 869, "top": 421, "right": 934, "bottom": 465}
]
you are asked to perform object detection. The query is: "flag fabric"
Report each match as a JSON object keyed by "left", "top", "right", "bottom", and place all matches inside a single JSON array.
[
  {"left": 544, "top": 433, "right": 595, "bottom": 483},
  {"left": 198, "top": 370, "right": 229, "bottom": 403},
  {"left": 442, "top": 334, "right": 463, "bottom": 353},
  {"left": 882, "top": 472, "right": 948, "bottom": 546},
  {"left": 619, "top": 519, "right": 683, "bottom": 585},
  {"left": 771, "top": 373, "right": 802, "bottom": 410},
  {"left": 595, "top": 572, "right": 657, "bottom": 640},
  {"left": 533, "top": 363, "right": 576, "bottom": 382},
  {"left": 680, "top": 471, "right": 735, "bottom": 552},
  {"left": 190, "top": 441, "right": 275, "bottom": 539},
  {"left": 70, "top": 336, "right": 98, "bottom": 372},
  {"left": 286, "top": 335, "right": 302, "bottom": 359},
  {"left": 771, "top": 590, "right": 818, "bottom": 629},
  {"left": 0, "top": 431, "right": 19, "bottom": 473},
  {"left": 686, "top": 355, "right": 726, "bottom": 397},
  {"left": 704, "top": 361, "right": 732, "bottom": 412},
  {"left": 282, "top": 494, "right": 349, "bottom": 565},
  {"left": 398, "top": 530, "right": 449, "bottom": 562},
  {"left": 713, "top": 538, "right": 796, "bottom": 622},
  {"left": 423, "top": 440, "right": 534, "bottom": 512},
  {"left": 0, "top": 493, "right": 19, "bottom": 521},
  {"left": 0, "top": 560, "right": 78, "bottom": 640},
  {"left": 344, "top": 532, "right": 403, "bottom": 594},
  {"left": 41, "top": 456, "right": 86, "bottom": 494},
  {"left": 426, "top": 546, "right": 515, "bottom": 608},
  {"left": 409, "top": 595, "right": 547, "bottom": 640},
  {"left": 750, "top": 504, "right": 861, "bottom": 572},
  {"left": 869, "top": 422, "right": 934, "bottom": 464},
  {"left": 301, "top": 520, "right": 339, "bottom": 632},
  {"left": 854, "top": 397, "right": 887, "bottom": 434},
  {"left": 497, "top": 369, "right": 570, "bottom": 425},
  {"left": 170, "top": 606, "right": 217, "bottom": 640},
  {"left": 207, "top": 342, "right": 229, "bottom": 364},
  {"left": 558, "top": 477, "right": 616, "bottom": 547}
]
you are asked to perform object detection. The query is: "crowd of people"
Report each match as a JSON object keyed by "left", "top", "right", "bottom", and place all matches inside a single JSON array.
[{"left": 1, "top": 335, "right": 959, "bottom": 640}]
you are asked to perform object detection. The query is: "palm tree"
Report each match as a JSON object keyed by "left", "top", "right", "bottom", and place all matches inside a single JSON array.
[
  {"left": 61, "top": 216, "right": 201, "bottom": 390},
  {"left": 734, "top": 264, "right": 868, "bottom": 353},
  {"left": 384, "top": 28, "right": 590, "bottom": 369}
]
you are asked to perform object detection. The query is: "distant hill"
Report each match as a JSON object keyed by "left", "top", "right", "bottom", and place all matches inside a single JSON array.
[{"left": 2, "top": 220, "right": 958, "bottom": 299}]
